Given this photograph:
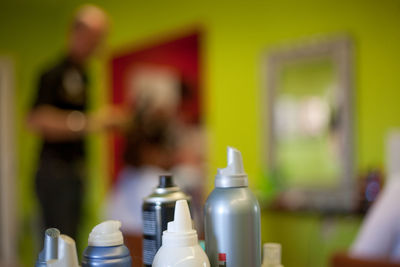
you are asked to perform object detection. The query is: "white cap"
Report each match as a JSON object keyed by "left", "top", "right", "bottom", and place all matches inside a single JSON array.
[
  {"left": 262, "top": 243, "right": 282, "bottom": 267},
  {"left": 386, "top": 130, "right": 400, "bottom": 179},
  {"left": 215, "top": 146, "right": 248, "bottom": 188},
  {"left": 162, "top": 200, "right": 197, "bottom": 246},
  {"left": 46, "top": 235, "right": 79, "bottom": 267},
  {"left": 88, "top": 220, "right": 124, "bottom": 247}
]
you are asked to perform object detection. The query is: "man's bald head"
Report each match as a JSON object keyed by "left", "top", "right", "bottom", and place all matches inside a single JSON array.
[{"left": 68, "top": 5, "right": 109, "bottom": 63}]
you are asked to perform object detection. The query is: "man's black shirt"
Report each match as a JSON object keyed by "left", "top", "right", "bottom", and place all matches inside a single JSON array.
[{"left": 33, "top": 57, "right": 88, "bottom": 161}]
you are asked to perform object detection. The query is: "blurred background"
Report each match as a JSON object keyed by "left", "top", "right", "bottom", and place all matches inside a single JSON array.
[{"left": 1, "top": 0, "right": 400, "bottom": 266}]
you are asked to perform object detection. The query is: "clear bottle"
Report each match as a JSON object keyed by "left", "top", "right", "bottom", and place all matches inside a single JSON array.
[
  {"left": 204, "top": 147, "right": 261, "bottom": 267},
  {"left": 152, "top": 200, "right": 210, "bottom": 267}
]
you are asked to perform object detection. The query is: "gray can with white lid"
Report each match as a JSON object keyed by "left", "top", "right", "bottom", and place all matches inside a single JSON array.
[
  {"left": 82, "top": 245, "right": 131, "bottom": 267},
  {"left": 142, "top": 175, "right": 191, "bottom": 266},
  {"left": 204, "top": 147, "right": 261, "bottom": 267},
  {"left": 81, "top": 220, "right": 132, "bottom": 267}
]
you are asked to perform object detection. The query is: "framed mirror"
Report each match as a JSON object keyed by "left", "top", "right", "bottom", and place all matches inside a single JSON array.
[{"left": 264, "top": 37, "right": 354, "bottom": 212}]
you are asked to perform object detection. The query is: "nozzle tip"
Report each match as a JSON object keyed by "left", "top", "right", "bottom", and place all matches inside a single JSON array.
[
  {"left": 168, "top": 200, "right": 192, "bottom": 233},
  {"left": 226, "top": 146, "right": 245, "bottom": 174}
]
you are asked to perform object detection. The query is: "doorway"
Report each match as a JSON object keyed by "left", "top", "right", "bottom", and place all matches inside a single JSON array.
[{"left": 0, "top": 57, "right": 17, "bottom": 266}]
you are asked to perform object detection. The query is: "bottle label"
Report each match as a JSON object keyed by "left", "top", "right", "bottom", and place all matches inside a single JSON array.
[
  {"left": 142, "top": 202, "right": 176, "bottom": 265},
  {"left": 143, "top": 211, "right": 156, "bottom": 235},
  {"left": 218, "top": 253, "right": 227, "bottom": 267},
  {"left": 142, "top": 208, "right": 158, "bottom": 265},
  {"left": 143, "top": 238, "right": 157, "bottom": 265}
]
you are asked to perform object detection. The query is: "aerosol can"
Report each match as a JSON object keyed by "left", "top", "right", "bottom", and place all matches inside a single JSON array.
[
  {"left": 142, "top": 175, "right": 191, "bottom": 266},
  {"left": 205, "top": 147, "right": 261, "bottom": 267},
  {"left": 81, "top": 220, "right": 132, "bottom": 267}
]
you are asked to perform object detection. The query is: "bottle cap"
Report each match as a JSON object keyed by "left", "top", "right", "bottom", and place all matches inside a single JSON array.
[
  {"left": 263, "top": 243, "right": 282, "bottom": 266},
  {"left": 158, "top": 174, "right": 176, "bottom": 188},
  {"left": 47, "top": 235, "right": 79, "bottom": 267},
  {"left": 162, "top": 200, "right": 197, "bottom": 246},
  {"left": 215, "top": 146, "right": 248, "bottom": 188},
  {"left": 386, "top": 130, "right": 400, "bottom": 179},
  {"left": 88, "top": 220, "right": 124, "bottom": 247}
]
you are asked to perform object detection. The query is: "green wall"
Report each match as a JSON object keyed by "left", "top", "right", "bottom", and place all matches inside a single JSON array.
[{"left": 1, "top": 0, "right": 400, "bottom": 266}]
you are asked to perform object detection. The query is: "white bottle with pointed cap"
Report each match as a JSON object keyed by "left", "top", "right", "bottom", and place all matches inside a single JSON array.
[
  {"left": 205, "top": 146, "right": 261, "bottom": 267},
  {"left": 152, "top": 200, "right": 210, "bottom": 267}
]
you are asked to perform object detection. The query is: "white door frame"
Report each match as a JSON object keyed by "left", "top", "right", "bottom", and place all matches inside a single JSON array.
[{"left": 0, "top": 57, "right": 17, "bottom": 265}]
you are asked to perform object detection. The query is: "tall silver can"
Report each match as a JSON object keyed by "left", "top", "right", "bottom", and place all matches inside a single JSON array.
[
  {"left": 142, "top": 175, "right": 191, "bottom": 266},
  {"left": 205, "top": 147, "right": 261, "bottom": 267}
]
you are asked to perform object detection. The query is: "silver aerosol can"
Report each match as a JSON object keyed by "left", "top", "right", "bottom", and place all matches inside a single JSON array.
[
  {"left": 205, "top": 147, "right": 261, "bottom": 267},
  {"left": 142, "top": 175, "right": 191, "bottom": 266}
]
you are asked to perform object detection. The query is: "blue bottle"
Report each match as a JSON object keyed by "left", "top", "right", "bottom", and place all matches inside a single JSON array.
[{"left": 81, "top": 220, "right": 132, "bottom": 267}]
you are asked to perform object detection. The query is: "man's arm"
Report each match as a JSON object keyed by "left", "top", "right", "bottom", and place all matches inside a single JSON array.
[
  {"left": 27, "top": 105, "right": 87, "bottom": 142},
  {"left": 27, "top": 104, "right": 131, "bottom": 142}
]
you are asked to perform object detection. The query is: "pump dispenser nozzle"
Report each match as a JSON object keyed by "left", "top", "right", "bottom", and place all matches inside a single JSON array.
[
  {"left": 215, "top": 146, "right": 248, "bottom": 188},
  {"left": 36, "top": 229, "right": 80, "bottom": 267},
  {"left": 35, "top": 228, "right": 60, "bottom": 267}
]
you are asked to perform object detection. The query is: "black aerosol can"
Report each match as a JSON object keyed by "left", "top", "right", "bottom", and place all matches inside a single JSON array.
[{"left": 142, "top": 175, "right": 191, "bottom": 267}]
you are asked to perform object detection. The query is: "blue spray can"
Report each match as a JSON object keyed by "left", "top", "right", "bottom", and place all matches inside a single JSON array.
[{"left": 81, "top": 220, "right": 132, "bottom": 267}]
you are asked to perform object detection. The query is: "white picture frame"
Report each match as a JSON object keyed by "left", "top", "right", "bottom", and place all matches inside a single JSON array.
[{"left": 263, "top": 37, "right": 355, "bottom": 212}]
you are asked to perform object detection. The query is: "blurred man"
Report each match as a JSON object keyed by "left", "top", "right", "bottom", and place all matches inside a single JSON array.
[{"left": 27, "top": 5, "right": 112, "bottom": 239}]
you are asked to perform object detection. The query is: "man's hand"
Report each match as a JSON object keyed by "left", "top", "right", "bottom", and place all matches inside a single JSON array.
[{"left": 27, "top": 105, "right": 131, "bottom": 141}]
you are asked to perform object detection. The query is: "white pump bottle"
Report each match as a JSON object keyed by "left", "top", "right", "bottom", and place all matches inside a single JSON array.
[{"left": 152, "top": 200, "right": 210, "bottom": 267}]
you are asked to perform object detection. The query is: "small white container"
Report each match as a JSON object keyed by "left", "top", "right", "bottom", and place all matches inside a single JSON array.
[
  {"left": 262, "top": 243, "right": 284, "bottom": 267},
  {"left": 152, "top": 200, "right": 210, "bottom": 267}
]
